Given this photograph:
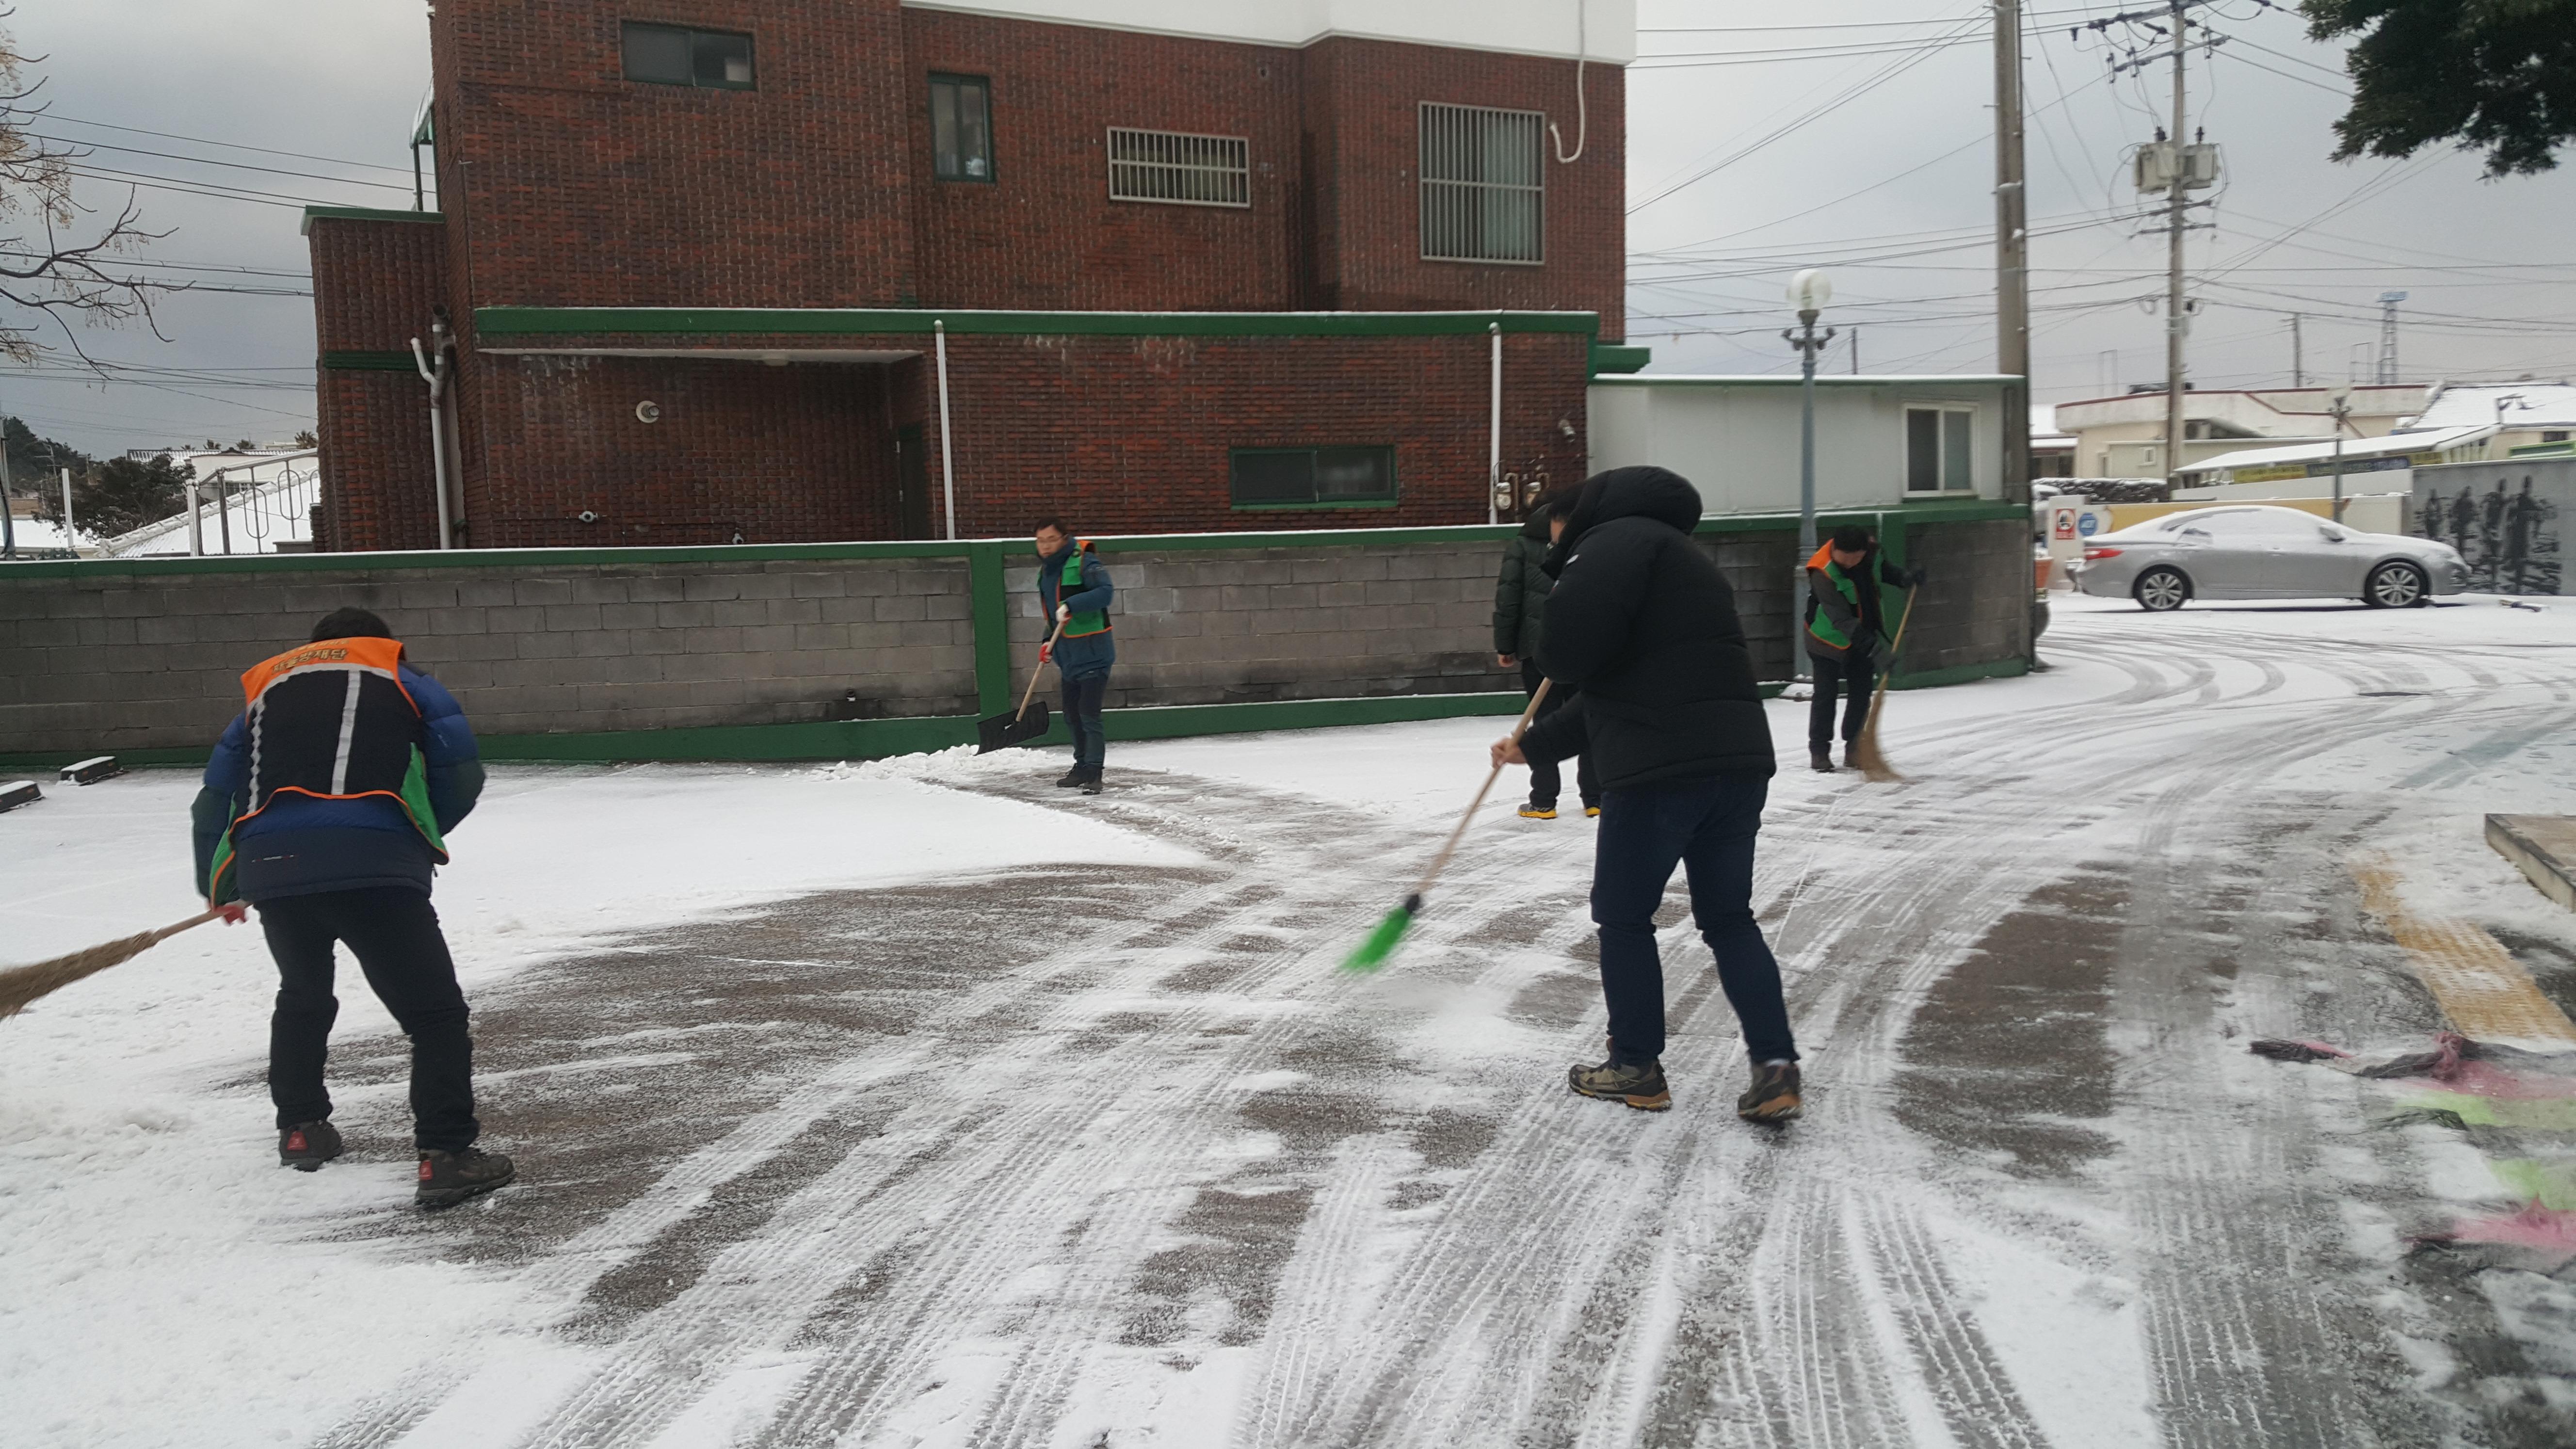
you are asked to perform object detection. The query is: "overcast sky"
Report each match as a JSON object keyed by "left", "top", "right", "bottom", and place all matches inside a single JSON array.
[{"left": 4, "top": 0, "right": 2572, "bottom": 455}]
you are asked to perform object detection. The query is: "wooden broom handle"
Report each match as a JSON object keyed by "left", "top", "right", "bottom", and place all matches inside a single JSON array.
[
  {"left": 1414, "top": 679, "right": 1553, "bottom": 898},
  {"left": 1014, "top": 618, "right": 1069, "bottom": 722}
]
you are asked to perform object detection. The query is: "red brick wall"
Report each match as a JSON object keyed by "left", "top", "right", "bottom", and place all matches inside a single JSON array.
[
  {"left": 422, "top": 330, "right": 1586, "bottom": 543},
  {"left": 308, "top": 216, "right": 447, "bottom": 350},
  {"left": 308, "top": 216, "right": 449, "bottom": 551},
  {"left": 901, "top": 11, "right": 1305, "bottom": 311},
  {"left": 429, "top": 0, "right": 918, "bottom": 308},
  {"left": 456, "top": 355, "right": 901, "bottom": 548}
]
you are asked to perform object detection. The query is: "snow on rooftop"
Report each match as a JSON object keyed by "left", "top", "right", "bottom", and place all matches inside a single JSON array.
[
  {"left": 2185, "top": 423, "right": 2496, "bottom": 475},
  {"left": 2407, "top": 381, "right": 2576, "bottom": 432}
]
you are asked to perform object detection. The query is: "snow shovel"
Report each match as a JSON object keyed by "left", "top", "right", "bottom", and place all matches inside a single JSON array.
[
  {"left": 0, "top": 907, "right": 226, "bottom": 1019},
  {"left": 976, "top": 618, "right": 1067, "bottom": 754},
  {"left": 1343, "top": 679, "right": 1552, "bottom": 973},
  {"left": 1847, "top": 586, "right": 1919, "bottom": 784}
]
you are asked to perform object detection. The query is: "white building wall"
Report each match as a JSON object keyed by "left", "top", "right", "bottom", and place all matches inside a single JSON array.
[
  {"left": 1587, "top": 377, "right": 2010, "bottom": 515},
  {"left": 902, "top": 0, "right": 1637, "bottom": 62}
]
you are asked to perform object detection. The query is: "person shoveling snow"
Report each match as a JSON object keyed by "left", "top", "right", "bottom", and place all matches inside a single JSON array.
[
  {"left": 1492, "top": 467, "right": 1804, "bottom": 1122},
  {"left": 193, "top": 607, "right": 515, "bottom": 1209}
]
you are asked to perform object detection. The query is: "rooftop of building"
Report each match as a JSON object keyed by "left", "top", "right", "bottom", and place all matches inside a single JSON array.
[{"left": 2405, "top": 380, "right": 2576, "bottom": 432}]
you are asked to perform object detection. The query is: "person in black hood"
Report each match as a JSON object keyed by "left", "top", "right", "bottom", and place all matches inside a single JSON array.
[
  {"left": 1492, "top": 492, "right": 1597, "bottom": 818},
  {"left": 1493, "top": 466, "right": 1803, "bottom": 1122}
]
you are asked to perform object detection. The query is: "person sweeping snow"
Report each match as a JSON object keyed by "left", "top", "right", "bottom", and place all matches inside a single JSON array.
[
  {"left": 1803, "top": 525, "right": 1922, "bottom": 773},
  {"left": 192, "top": 607, "right": 514, "bottom": 1208},
  {"left": 1032, "top": 518, "right": 1115, "bottom": 795},
  {"left": 1492, "top": 494, "right": 1598, "bottom": 820},
  {"left": 1491, "top": 467, "right": 1803, "bottom": 1121}
]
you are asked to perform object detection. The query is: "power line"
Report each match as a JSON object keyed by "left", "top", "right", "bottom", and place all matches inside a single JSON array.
[
  {"left": 28, "top": 132, "right": 413, "bottom": 193},
  {"left": 19, "top": 110, "right": 413, "bottom": 176}
]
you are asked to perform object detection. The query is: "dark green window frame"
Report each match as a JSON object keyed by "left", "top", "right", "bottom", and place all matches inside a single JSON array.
[
  {"left": 1229, "top": 447, "right": 1400, "bottom": 510},
  {"left": 930, "top": 73, "right": 995, "bottom": 183},
  {"left": 621, "top": 21, "right": 756, "bottom": 91}
]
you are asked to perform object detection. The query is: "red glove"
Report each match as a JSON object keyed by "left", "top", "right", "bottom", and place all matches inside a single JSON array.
[
  {"left": 217, "top": 902, "right": 248, "bottom": 924},
  {"left": 1038, "top": 642, "right": 1054, "bottom": 665}
]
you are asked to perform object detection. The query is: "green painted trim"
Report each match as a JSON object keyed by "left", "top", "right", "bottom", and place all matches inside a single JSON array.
[
  {"left": 1103, "top": 692, "right": 1523, "bottom": 740},
  {"left": 1590, "top": 374, "right": 2020, "bottom": 388},
  {"left": 474, "top": 306, "right": 1601, "bottom": 340},
  {"left": 321, "top": 350, "right": 421, "bottom": 372},
  {"left": 1589, "top": 343, "right": 1651, "bottom": 376},
  {"left": 1890, "top": 656, "right": 2029, "bottom": 691},
  {"left": 967, "top": 541, "right": 1012, "bottom": 716},
  {"left": 301, "top": 206, "right": 444, "bottom": 236},
  {"left": 477, "top": 715, "right": 972, "bottom": 763},
  {"left": 1230, "top": 499, "right": 1402, "bottom": 512}
]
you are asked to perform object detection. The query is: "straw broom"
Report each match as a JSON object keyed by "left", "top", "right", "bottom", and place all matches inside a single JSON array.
[
  {"left": 0, "top": 908, "right": 224, "bottom": 1019},
  {"left": 1846, "top": 586, "right": 1920, "bottom": 784}
]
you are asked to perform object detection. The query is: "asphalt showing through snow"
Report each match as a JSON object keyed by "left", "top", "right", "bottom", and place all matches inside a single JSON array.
[{"left": 291, "top": 601, "right": 2576, "bottom": 1448}]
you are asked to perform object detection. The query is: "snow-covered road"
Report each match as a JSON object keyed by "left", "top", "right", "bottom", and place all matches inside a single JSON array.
[{"left": 6, "top": 594, "right": 2576, "bottom": 1447}]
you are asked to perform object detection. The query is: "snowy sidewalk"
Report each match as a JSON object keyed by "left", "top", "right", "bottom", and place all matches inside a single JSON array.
[{"left": 7, "top": 595, "right": 2576, "bottom": 1446}]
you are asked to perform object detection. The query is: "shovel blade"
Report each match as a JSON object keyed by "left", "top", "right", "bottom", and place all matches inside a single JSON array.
[{"left": 976, "top": 699, "right": 1051, "bottom": 754}]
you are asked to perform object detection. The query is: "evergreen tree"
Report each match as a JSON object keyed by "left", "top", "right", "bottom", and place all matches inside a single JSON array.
[{"left": 2306, "top": 0, "right": 2576, "bottom": 175}]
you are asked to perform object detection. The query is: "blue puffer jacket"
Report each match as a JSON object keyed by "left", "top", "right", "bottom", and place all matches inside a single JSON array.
[
  {"left": 1038, "top": 543, "right": 1116, "bottom": 680},
  {"left": 191, "top": 664, "right": 484, "bottom": 902}
]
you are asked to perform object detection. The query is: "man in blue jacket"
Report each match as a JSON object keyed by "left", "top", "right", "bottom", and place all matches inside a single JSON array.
[
  {"left": 192, "top": 607, "right": 513, "bottom": 1208},
  {"left": 1033, "top": 517, "right": 1115, "bottom": 795}
]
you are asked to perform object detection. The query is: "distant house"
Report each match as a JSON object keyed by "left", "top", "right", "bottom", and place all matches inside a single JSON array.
[{"left": 2052, "top": 384, "right": 2428, "bottom": 479}]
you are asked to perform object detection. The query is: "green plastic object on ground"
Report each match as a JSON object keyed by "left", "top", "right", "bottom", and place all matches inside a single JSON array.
[{"left": 1340, "top": 894, "right": 1421, "bottom": 974}]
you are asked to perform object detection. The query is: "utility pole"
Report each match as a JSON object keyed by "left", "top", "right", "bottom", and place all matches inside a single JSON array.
[
  {"left": 1995, "top": 0, "right": 2031, "bottom": 508},
  {"left": 0, "top": 443, "right": 14, "bottom": 560},
  {"left": 1784, "top": 271, "right": 1836, "bottom": 684},
  {"left": 2288, "top": 313, "right": 2304, "bottom": 387},
  {"left": 2377, "top": 291, "right": 2407, "bottom": 384},
  {"left": 2161, "top": 0, "right": 2189, "bottom": 490}
]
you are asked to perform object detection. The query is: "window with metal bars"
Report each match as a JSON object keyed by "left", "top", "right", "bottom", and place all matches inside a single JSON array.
[
  {"left": 1419, "top": 102, "right": 1544, "bottom": 264},
  {"left": 1106, "top": 128, "right": 1251, "bottom": 208}
]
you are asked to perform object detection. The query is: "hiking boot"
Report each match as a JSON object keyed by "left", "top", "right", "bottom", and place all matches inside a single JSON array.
[
  {"left": 1810, "top": 748, "right": 1835, "bottom": 773},
  {"left": 1583, "top": 803, "right": 1602, "bottom": 818},
  {"left": 417, "top": 1147, "right": 515, "bottom": 1209},
  {"left": 1079, "top": 770, "right": 1102, "bottom": 796},
  {"left": 1738, "top": 1062, "right": 1803, "bottom": 1123},
  {"left": 1518, "top": 802, "right": 1558, "bottom": 820},
  {"left": 278, "top": 1120, "right": 344, "bottom": 1172},
  {"left": 1054, "top": 767, "right": 1085, "bottom": 788},
  {"left": 1568, "top": 1055, "right": 1671, "bottom": 1112}
]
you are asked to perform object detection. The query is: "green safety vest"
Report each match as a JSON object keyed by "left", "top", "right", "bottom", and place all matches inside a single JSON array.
[
  {"left": 1805, "top": 550, "right": 1862, "bottom": 653},
  {"left": 1055, "top": 545, "right": 1109, "bottom": 637}
]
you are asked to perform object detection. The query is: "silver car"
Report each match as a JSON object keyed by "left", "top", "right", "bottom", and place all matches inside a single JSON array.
[{"left": 2068, "top": 505, "right": 2469, "bottom": 611}]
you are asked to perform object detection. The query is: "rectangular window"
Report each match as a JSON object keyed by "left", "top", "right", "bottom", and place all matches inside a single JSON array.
[
  {"left": 1905, "top": 406, "right": 1976, "bottom": 494},
  {"left": 931, "top": 74, "right": 993, "bottom": 182},
  {"left": 1107, "top": 128, "right": 1250, "bottom": 208},
  {"left": 1419, "top": 102, "right": 1544, "bottom": 264},
  {"left": 621, "top": 22, "right": 753, "bottom": 89},
  {"left": 1229, "top": 447, "right": 1398, "bottom": 508}
]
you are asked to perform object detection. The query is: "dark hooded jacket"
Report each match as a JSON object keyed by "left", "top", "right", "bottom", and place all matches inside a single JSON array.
[
  {"left": 1520, "top": 467, "right": 1774, "bottom": 788},
  {"left": 1491, "top": 508, "right": 1555, "bottom": 659}
]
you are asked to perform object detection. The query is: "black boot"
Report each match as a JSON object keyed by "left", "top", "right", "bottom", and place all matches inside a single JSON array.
[
  {"left": 1079, "top": 768, "right": 1103, "bottom": 796},
  {"left": 1810, "top": 747, "right": 1835, "bottom": 773},
  {"left": 1738, "top": 1062, "right": 1803, "bottom": 1123},
  {"left": 1054, "top": 767, "right": 1085, "bottom": 788},
  {"left": 417, "top": 1147, "right": 515, "bottom": 1209},
  {"left": 278, "top": 1120, "right": 344, "bottom": 1172},
  {"left": 1567, "top": 1055, "right": 1671, "bottom": 1111}
]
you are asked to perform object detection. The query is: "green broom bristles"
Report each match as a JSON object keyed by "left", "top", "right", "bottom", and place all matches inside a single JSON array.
[{"left": 1339, "top": 894, "right": 1421, "bottom": 974}]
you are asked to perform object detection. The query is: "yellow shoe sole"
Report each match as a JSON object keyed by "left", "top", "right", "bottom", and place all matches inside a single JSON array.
[
  {"left": 1518, "top": 806, "right": 1558, "bottom": 820},
  {"left": 1737, "top": 1094, "right": 1803, "bottom": 1123},
  {"left": 1583, "top": 806, "right": 1601, "bottom": 818}
]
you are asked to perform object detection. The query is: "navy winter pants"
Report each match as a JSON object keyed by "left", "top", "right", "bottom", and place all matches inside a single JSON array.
[
  {"left": 1590, "top": 773, "right": 1797, "bottom": 1066},
  {"left": 1061, "top": 671, "right": 1109, "bottom": 772},
  {"left": 259, "top": 887, "right": 480, "bottom": 1152}
]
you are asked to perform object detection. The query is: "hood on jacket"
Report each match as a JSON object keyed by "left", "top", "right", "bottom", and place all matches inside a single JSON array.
[
  {"left": 1517, "top": 503, "right": 1555, "bottom": 542},
  {"left": 1545, "top": 466, "right": 1702, "bottom": 576}
]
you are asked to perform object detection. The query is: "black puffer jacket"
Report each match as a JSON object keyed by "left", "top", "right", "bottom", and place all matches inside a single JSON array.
[
  {"left": 1491, "top": 510, "right": 1555, "bottom": 659},
  {"left": 1521, "top": 467, "right": 1774, "bottom": 787}
]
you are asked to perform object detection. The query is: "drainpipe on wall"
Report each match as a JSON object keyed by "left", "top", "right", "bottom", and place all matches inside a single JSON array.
[
  {"left": 1488, "top": 321, "right": 1503, "bottom": 525},
  {"left": 934, "top": 320, "right": 959, "bottom": 541},
  {"left": 409, "top": 316, "right": 456, "bottom": 550}
]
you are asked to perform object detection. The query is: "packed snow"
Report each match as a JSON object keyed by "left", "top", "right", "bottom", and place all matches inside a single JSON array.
[{"left": 3, "top": 591, "right": 2575, "bottom": 1446}]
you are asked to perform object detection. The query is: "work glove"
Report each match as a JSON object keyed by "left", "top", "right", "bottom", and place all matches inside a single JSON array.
[
  {"left": 1906, "top": 566, "right": 1929, "bottom": 588},
  {"left": 217, "top": 902, "right": 248, "bottom": 924},
  {"left": 1055, "top": 603, "right": 1071, "bottom": 624},
  {"left": 1038, "top": 642, "right": 1054, "bottom": 665}
]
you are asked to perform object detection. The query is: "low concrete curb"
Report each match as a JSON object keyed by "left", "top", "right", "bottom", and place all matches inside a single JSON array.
[{"left": 2487, "top": 814, "right": 2576, "bottom": 913}]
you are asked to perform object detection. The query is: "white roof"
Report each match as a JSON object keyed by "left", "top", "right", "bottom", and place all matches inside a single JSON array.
[
  {"left": 2405, "top": 381, "right": 2576, "bottom": 432},
  {"left": 100, "top": 468, "right": 317, "bottom": 557},
  {"left": 2184, "top": 424, "right": 2496, "bottom": 476}
]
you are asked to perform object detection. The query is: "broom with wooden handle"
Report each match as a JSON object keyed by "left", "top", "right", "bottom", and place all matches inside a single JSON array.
[
  {"left": 1341, "top": 680, "right": 1553, "bottom": 973},
  {"left": 0, "top": 908, "right": 226, "bottom": 1019},
  {"left": 1846, "top": 586, "right": 1920, "bottom": 783}
]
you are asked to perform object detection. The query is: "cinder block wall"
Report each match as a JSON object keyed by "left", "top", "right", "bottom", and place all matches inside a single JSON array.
[
  {"left": 0, "top": 557, "right": 976, "bottom": 755},
  {"left": 0, "top": 514, "right": 2027, "bottom": 757}
]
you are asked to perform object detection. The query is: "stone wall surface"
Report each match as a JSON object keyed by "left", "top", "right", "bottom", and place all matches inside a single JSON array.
[{"left": 0, "top": 515, "right": 2025, "bottom": 757}]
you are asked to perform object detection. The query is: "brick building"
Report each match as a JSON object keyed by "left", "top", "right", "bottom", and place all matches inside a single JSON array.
[{"left": 308, "top": 1, "right": 1639, "bottom": 551}]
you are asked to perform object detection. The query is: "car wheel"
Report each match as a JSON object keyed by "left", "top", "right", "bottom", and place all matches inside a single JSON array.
[
  {"left": 2132, "top": 566, "right": 2191, "bottom": 612},
  {"left": 2364, "top": 560, "right": 2427, "bottom": 610}
]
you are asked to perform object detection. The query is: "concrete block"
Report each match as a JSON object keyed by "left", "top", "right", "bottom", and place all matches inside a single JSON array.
[
  {"left": 129, "top": 615, "right": 190, "bottom": 647},
  {"left": 599, "top": 652, "right": 665, "bottom": 686},
  {"left": 1221, "top": 585, "right": 1267, "bottom": 612},
  {"left": 786, "top": 572, "right": 850, "bottom": 598},
  {"left": 1363, "top": 580, "right": 1417, "bottom": 606},
  {"left": 485, "top": 604, "right": 547, "bottom": 632},
  {"left": 845, "top": 569, "right": 900, "bottom": 597},
  {"left": 873, "top": 594, "right": 928, "bottom": 623},
  {"left": 512, "top": 578, "right": 575, "bottom": 607},
  {"left": 817, "top": 596, "right": 875, "bottom": 625},
  {"left": 710, "top": 600, "right": 768, "bottom": 628},
  {"left": 395, "top": 581, "right": 461, "bottom": 611},
  {"left": 655, "top": 601, "right": 715, "bottom": 629},
  {"left": 569, "top": 576, "right": 631, "bottom": 605},
  {"left": 627, "top": 574, "right": 687, "bottom": 602},
  {"left": 731, "top": 572, "right": 795, "bottom": 600},
  {"left": 924, "top": 593, "right": 971, "bottom": 621},
  {"left": 599, "top": 602, "right": 658, "bottom": 630},
  {"left": 543, "top": 604, "right": 603, "bottom": 632},
  {"left": 735, "top": 625, "right": 799, "bottom": 654},
  {"left": 682, "top": 574, "right": 744, "bottom": 602},
  {"left": 766, "top": 597, "right": 823, "bottom": 626},
  {"left": 1386, "top": 555, "right": 1438, "bottom": 580},
  {"left": 452, "top": 578, "right": 516, "bottom": 607},
  {"left": 515, "top": 631, "right": 584, "bottom": 661}
]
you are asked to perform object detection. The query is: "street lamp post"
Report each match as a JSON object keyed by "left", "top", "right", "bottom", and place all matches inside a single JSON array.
[
  {"left": 1783, "top": 269, "right": 1837, "bottom": 683},
  {"left": 2326, "top": 384, "right": 2352, "bottom": 524}
]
